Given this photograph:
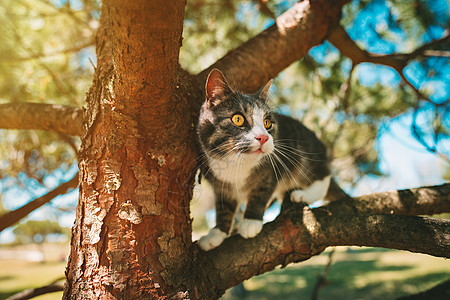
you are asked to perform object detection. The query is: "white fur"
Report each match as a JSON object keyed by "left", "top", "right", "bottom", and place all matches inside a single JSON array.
[
  {"left": 238, "top": 219, "right": 263, "bottom": 239},
  {"left": 209, "top": 156, "right": 258, "bottom": 187},
  {"left": 198, "top": 228, "right": 227, "bottom": 251},
  {"left": 290, "top": 175, "right": 331, "bottom": 204}
]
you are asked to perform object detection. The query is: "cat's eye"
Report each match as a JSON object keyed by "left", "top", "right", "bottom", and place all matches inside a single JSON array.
[
  {"left": 264, "top": 118, "right": 272, "bottom": 129},
  {"left": 231, "top": 114, "right": 245, "bottom": 127}
]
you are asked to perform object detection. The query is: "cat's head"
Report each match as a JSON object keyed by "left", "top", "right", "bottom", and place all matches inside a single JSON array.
[{"left": 197, "top": 69, "right": 277, "bottom": 162}]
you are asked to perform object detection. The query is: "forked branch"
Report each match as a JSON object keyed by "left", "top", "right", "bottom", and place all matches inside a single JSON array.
[{"left": 328, "top": 25, "right": 450, "bottom": 105}]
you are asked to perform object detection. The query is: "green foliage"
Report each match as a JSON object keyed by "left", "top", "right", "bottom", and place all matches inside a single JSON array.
[
  {"left": 13, "top": 219, "right": 70, "bottom": 244},
  {"left": 0, "top": 0, "right": 97, "bottom": 181},
  {"left": 180, "top": 0, "right": 264, "bottom": 73}
]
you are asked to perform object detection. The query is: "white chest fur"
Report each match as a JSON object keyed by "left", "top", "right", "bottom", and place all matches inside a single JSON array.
[{"left": 208, "top": 156, "right": 258, "bottom": 187}]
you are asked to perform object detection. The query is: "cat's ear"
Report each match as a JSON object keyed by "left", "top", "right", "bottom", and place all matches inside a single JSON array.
[
  {"left": 205, "top": 69, "right": 231, "bottom": 104},
  {"left": 258, "top": 79, "right": 273, "bottom": 102}
]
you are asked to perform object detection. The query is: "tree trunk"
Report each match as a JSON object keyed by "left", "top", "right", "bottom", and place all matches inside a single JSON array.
[{"left": 64, "top": 0, "right": 196, "bottom": 298}]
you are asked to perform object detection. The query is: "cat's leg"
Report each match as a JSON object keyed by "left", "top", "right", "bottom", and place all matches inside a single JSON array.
[
  {"left": 238, "top": 186, "right": 275, "bottom": 239},
  {"left": 198, "top": 195, "right": 237, "bottom": 251},
  {"left": 290, "top": 175, "right": 331, "bottom": 204}
]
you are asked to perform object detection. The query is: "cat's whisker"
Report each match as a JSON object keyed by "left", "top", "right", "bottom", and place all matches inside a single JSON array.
[
  {"left": 267, "top": 153, "right": 283, "bottom": 193},
  {"left": 270, "top": 151, "right": 305, "bottom": 192},
  {"left": 276, "top": 147, "right": 319, "bottom": 182},
  {"left": 275, "top": 140, "right": 325, "bottom": 158},
  {"left": 273, "top": 148, "right": 314, "bottom": 185}
]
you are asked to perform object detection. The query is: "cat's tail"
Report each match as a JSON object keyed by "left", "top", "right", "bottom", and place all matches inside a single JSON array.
[{"left": 325, "top": 178, "right": 350, "bottom": 202}]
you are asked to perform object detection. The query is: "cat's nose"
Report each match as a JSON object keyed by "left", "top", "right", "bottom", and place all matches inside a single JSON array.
[{"left": 255, "top": 135, "right": 269, "bottom": 145}]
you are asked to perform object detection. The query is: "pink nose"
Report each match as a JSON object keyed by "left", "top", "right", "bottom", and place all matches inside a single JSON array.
[{"left": 255, "top": 135, "right": 269, "bottom": 145}]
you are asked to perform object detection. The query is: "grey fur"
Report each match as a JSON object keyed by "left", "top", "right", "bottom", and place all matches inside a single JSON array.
[{"left": 197, "top": 69, "right": 346, "bottom": 240}]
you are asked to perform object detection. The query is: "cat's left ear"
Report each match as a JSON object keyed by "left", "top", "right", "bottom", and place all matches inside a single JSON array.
[
  {"left": 257, "top": 79, "right": 273, "bottom": 102},
  {"left": 205, "top": 69, "right": 232, "bottom": 105}
]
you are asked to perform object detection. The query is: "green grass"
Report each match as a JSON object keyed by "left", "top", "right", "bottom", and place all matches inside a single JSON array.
[
  {"left": 0, "top": 243, "right": 67, "bottom": 300},
  {"left": 222, "top": 247, "right": 450, "bottom": 300},
  {"left": 0, "top": 259, "right": 65, "bottom": 299},
  {"left": 1, "top": 245, "right": 449, "bottom": 299}
]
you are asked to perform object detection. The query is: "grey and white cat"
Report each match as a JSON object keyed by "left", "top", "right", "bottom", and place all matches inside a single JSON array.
[{"left": 197, "top": 69, "right": 347, "bottom": 251}]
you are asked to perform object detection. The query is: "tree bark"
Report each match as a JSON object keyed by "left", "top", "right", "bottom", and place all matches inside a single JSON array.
[{"left": 64, "top": 0, "right": 194, "bottom": 298}]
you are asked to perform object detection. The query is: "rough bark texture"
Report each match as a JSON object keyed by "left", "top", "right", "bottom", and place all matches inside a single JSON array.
[
  {"left": 326, "top": 183, "right": 450, "bottom": 216},
  {"left": 64, "top": 0, "right": 195, "bottom": 298},
  {"left": 0, "top": 102, "right": 82, "bottom": 136},
  {"left": 0, "top": 174, "right": 78, "bottom": 233}
]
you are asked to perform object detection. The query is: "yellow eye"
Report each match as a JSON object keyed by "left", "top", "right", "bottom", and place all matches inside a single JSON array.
[
  {"left": 231, "top": 114, "right": 245, "bottom": 127},
  {"left": 264, "top": 118, "right": 272, "bottom": 129}
]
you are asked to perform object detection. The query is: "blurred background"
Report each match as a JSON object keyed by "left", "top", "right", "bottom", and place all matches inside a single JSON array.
[{"left": 0, "top": 0, "right": 449, "bottom": 299}]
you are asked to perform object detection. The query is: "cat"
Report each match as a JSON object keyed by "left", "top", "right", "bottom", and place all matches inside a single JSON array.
[{"left": 196, "top": 69, "right": 347, "bottom": 251}]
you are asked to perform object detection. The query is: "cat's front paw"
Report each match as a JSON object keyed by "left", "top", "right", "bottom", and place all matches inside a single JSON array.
[
  {"left": 238, "top": 219, "right": 263, "bottom": 239},
  {"left": 198, "top": 228, "right": 227, "bottom": 251},
  {"left": 290, "top": 189, "right": 318, "bottom": 204}
]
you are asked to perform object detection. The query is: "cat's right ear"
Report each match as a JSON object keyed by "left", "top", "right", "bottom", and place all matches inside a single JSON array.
[{"left": 205, "top": 69, "right": 231, "bottom": 105}]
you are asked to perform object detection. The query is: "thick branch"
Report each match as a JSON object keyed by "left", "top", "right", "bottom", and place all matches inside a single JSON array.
[
  {"left": 193, "top": 183, "right": 450, "bottom": 298},
  {"left": 0, "top": 173, "right": 79, "bottom": 232},
  {"left": 316, "top": 214, "right": 449, "bottom": 256},
  {"left": 196, "top": 0, "right": 350, "bottom": 94},
  {"left": 327, "top": 183, "right": 450, "bottom": 216},
  {"left": 0, "top": 103, "right": 83, "bottom": 136}
]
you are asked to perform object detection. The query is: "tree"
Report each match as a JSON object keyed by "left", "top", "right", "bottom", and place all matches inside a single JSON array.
[
  {"left": 13, "top": 219, "right": 70, "bottom": 262},
  {"left": 13, "top": 219, "right": 69, "bottom": 245},
  {"left": 0, "top": 0, "right": 449, "bottom": 299}
]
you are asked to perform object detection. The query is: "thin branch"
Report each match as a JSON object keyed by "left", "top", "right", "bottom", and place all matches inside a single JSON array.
[
  {"left": 328, "top": 25, "right": 450, "bottom": 106},
  {"left": 253, "top": 0, "right": 276, "bottom": 19},
  {"left": 0, "top": 173, "right": 79, "bottom": 232},
  {"left": 311, "top": 248, "right": 335, "bottom": 300},
  {"left": 0, "top": 40, "right": 94, "bottom": 63},
  {"left": 0, "top": 103, "right": 83, "bottom": 136},
  {"left": 6, "top": 280, "right": 65, "bottom": 300},
  {"left": 400, "top": 31, "right": 450, "bottom": 62},
  {"left": 321, "top": 63, "right": 356, "bottom": 146},
  {"left": 35, "top": 0, "right": 92, "bottom": 28},
  {"left": 422, "top": 50, "right": 450, "bottom": 58},
  {"left": 58, "top": 133, "right": 80, "bottom": 158},
  {"left": 410, "top": 103, "right": 450, "bottom": 163}
]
